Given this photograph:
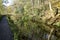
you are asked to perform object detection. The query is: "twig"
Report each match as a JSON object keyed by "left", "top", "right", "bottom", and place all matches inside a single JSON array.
[{"left": 48, "top": 28, "right": 54, "bottom": 40}]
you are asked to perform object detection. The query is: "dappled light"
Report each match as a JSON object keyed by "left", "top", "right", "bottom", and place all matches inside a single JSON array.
[{"left": 0, "top": 0, "right": 60, "bottom": 40}]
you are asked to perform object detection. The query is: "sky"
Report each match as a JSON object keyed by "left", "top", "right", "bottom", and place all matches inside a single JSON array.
[{"left": 3, "top": 0, "right": 14, "bottom": 7}]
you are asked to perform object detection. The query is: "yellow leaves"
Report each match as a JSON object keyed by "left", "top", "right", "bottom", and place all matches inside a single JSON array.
[
  {"left": 56, "top": 2, "right": 60, "bottom": 8},
  {"left": 0, "top": 0, "right": 2, "bottom": 5},
  {"left": 0, "top": 0, "right": 4, "bottom": 14},
  {"left": 51, "top": 0, "right": 60, "bottom": 8},
  {"left": 10, "top": 16, "right": 17, "bottom": 24},
  {"left": 54, "top": 21, "right": 60, "bottom": 27},
  {"left": 7, "top": 6, "right": 13, "bottom": 13},
  {"left": 24, "top": 2, "right": 32, "bottom": 10}
]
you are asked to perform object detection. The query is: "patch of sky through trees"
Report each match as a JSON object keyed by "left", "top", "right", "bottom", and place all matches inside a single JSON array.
[{"left": 2, "top": 0, "right": 14, "bottom": 7}]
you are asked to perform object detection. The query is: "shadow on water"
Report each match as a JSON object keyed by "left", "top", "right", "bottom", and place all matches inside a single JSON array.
[{"left": 0, "top": 15, "right": 13, "bottom": 40}]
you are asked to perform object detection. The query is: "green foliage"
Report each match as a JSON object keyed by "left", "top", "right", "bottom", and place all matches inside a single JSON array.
[
  {"left": 0, "top": 0, "right": 60, "bottom": 40},
  {"left": 7, "top": 1, "right": 47, "bottom": 40},
  {"left": 54, "top": 22, "right": 60, "bottom": 28},
  {"left": 0, "top": 0, "right": 4, "bottom": 14}
]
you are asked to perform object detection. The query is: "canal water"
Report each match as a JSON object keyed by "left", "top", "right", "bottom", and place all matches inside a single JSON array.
[{"left": 0, "top": 16, "right": 13, "bottom": 40}]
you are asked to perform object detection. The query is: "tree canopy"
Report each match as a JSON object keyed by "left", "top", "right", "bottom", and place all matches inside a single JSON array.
[{"left": 0, "top": 0, "right": 60, "bottom": 40}]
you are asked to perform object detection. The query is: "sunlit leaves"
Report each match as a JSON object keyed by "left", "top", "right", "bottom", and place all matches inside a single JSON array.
[
  {"left": 6, "top": 0, "right": 60, "bottom": 40},
  {"left": 54, "top": 21, "right": 60, "bottom": 27},
  {"left": 0, "top": 0, "right": 4, "bottom": 14}
]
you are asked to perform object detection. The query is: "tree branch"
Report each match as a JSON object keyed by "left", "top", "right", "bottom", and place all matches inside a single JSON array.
[{"left": 48, "top": 28, "right": 54, "bottom": 40}]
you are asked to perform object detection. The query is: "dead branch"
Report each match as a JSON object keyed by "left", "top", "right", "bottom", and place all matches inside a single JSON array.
[{"left": 48, "top": 28, "right": 54, "bottom": 40}]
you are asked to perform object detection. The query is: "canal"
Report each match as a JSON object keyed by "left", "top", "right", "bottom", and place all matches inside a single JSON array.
[{"left": 0, "top": 16, "right": 13, "bottom": 40}]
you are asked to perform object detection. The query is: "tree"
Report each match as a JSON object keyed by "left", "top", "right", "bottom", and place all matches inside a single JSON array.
[{"left": 0, "top": 0, "right": 60, "bottom": 40}]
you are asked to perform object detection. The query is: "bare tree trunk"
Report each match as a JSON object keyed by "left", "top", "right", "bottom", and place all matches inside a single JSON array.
[
  {"left": 38, "top": 0, "right": 40, "bottom": 5},
  {"left": 31, "top": 0, "right": 34, "bottom": 8},
  {"left": 37, "top": 0, "right": 40, "bottom": 8}
]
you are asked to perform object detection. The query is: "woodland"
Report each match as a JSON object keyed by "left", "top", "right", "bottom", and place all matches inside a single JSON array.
[{"left": 0, "top": 0, "right": 60, "bottom": 40}]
